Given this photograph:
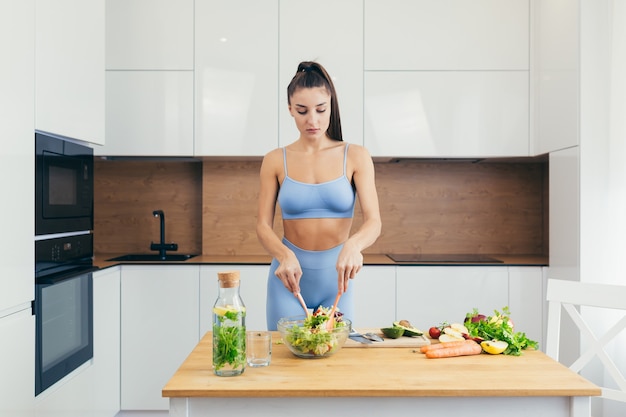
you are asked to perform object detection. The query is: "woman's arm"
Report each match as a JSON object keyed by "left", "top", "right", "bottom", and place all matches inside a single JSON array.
[
  {"left": 256, "top": 149, "right": 303, "bottom": 293},
  {"left": 336, "top": 145, "right": 382, "bottom": 292}
]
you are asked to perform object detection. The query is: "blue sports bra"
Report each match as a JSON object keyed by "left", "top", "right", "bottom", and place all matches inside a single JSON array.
[{"left": 278, "top": 144, "right": 356, "bottom": 220}]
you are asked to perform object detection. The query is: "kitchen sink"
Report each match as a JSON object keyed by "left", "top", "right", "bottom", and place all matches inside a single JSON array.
[{"left": 107, "top": 253, "right": 199, "bottom": 262}]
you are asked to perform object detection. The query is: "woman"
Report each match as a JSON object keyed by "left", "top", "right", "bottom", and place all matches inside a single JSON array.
[{"left": 257, "top": 61, "right": 382, "bottom": 330}]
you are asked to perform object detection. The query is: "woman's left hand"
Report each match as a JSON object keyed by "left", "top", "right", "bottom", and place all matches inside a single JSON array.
[{"left": 336, "top": 240, "right": 363, "bottom": 293}]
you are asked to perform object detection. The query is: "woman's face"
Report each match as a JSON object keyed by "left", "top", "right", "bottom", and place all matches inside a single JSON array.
[{"left": 288, "top": 87, "right": 331, "bottom": 141}]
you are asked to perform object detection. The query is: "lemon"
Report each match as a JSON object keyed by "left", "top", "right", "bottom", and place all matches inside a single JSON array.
[
  {"left": 213, "top": 305, "right": 245, "bottom": 316},
  {"left": 481, "top": 340, "right": 508, "bottom": 354}
]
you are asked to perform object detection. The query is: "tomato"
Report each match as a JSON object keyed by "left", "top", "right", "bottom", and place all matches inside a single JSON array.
[{"left": 428, "top": 327, "right": 441, "bottom": 339}]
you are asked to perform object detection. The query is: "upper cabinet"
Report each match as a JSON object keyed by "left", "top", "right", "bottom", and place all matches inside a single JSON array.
[
  {"left": 106, "top": 0, "right": 193, "bottom": 70},
  {"left": 365, "top": 71, "right": 529, "bottom": 157},
  {"left": 99, "top": 0, "right": 194, "bottom": 156},
  {"left": 101, "top": 71, "right": 194, "bottom": 156},
  {"left": 194, "top": 0, "right": 278, "bottom": 156},
  {"left": 35, "top": 0, "right": 105, "bottom": 145},
  {"left": 279, "top": 0, "right": 363, "bottom": 147},
  {"left": 364, "top": 0, "right": 529, "bottom": 71},
  {"left": 531, "top": 0, "right": 579, "bottom": 154},
  {"left": 363, "top": 0, "right": 530, "bottom": 158}
]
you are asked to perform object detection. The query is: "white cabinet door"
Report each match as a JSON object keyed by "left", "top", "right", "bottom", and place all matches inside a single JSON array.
[
  {"left": 396, "top": 266, "right": 508, "bottom": 330},
  {"left": 0, "top": 0, "right": 34, "bottom": 313},
  {"left": 531, "top": 0, "right": 579, "bottom": 154},
  {"left": 0, "top": 309, "right": 35, "bottom": 417},
  {"left": 99, "top": 71, "right": 194, "bottom": 156},
  {"left": 106, "top": 0, "right": 194, "bottom": 70},
  {"left": 35, "top": 0, "right": 105, "bottom": 145},
  {"left": 194, "top": 0, "right": 278, "bottom": 156},
  {"left": 200, "top": 265, "right": 269, "bottom": 334},
  {"left": 364, "top": 0, "right": 529, "bottom": 71},
  {"left": 365, "top": 71, "right": 529, "bottom": 157},
  {"left": 549, "top": 148, "right": 580, "bottom": 280},
  {"left": 92, "top": 267, "right": 121, "bottom": 416},
  {"left": 353, "top": 266, "right": 396, "bottom": 327},
  {"left": 279, "top": 0, "right": 363, "bottom": 146},
  {"left": 121, "top": 265, "right": 199, "bottom": 410},
  {"left": 508, "top": 267, "right": 544, "bottom": 349}
]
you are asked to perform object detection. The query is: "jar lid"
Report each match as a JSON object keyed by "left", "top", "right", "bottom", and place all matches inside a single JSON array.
[{"left": 217, "top": 270, "right": 240, "bottom": 288}]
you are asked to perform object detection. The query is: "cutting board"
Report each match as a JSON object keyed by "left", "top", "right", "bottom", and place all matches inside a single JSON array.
[{"left": 344, "top": 328, "right": 431, "bottom": 348}]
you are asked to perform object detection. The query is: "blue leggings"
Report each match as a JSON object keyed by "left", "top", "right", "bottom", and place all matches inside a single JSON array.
[{"left": 266, "top": 238, "right": 354, "bottom": 330}]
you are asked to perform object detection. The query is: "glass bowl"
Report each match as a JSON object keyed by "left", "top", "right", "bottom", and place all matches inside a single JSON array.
[{"left": 277, "top": 315, "right": 351, "bottom": 359}]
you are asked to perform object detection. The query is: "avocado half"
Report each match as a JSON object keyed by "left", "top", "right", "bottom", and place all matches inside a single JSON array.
[{"left": 393, "top": 320, "right": 423, "bottom": 337}]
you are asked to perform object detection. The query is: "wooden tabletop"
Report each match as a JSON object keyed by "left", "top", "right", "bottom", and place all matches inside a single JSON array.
[{"left": 162, "top": 331, "right": 600, "bottom": 399}]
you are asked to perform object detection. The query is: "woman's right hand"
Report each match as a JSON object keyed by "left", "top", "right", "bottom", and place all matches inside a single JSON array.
[{"left": 274, "top": 252, "right": 303, "bottom": 294}]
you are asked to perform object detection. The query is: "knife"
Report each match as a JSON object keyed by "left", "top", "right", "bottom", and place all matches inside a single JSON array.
[{"left": 349, "top": 330, "right": 373, "bottom": 344}]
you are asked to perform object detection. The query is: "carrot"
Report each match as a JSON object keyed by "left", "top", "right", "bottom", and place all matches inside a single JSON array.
[
  {"left": 425, "top": 341, "right": 482, "bottom": 359},
  {"left": 420, "top": 340, "right": 476, "bottom": 353}
]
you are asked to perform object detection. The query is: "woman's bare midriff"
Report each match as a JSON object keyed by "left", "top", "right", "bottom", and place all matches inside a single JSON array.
[{"left": 283, "top": 218, "right": 353, "bottom": 251}]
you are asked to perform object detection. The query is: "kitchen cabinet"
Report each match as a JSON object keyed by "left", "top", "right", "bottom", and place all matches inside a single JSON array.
[
  {"left": 0, "top": 0, "right": 34, "bottom": 313},
  {"left": 279, "top": 0, "right": 363, "bottom": 147},
  {"left": 531, "top": 0, "right": 579, "bottom": 154},
  {"left": 396, "top": 266, "right": 509, "bottom": 329},
  {"left": 200, "top": 265, "right": 269, "bottom": 333},
  {"left": 34, "top": 363, "right": 96, "bottom": 417},
  {"left": 508, "top": 266, "right": 545, "bottom": 350},
  {"left": 106, "top": 0, "right": 193, "bottom": 70},
  {"left": 194, "top": 0, "right": 278, "bottom": 156},
  {"left": 0, "top": 309, "right": 35, "bottom": 417},
  {"left": 98, "top": 71, "right": 194, "bottom": 156},
  {"left": 120, "top": 265, "right": 200, "bottom": 410},
  {"left": 549, "top": 148, "right": 580, "bottom": 280},
  {"left": 92, "top": 266, "right": 121, "bottom": 416},
  {"left": 35, "top": 0, "right": 105, "bottom": 145},
  {"left": 364, "top": 0, "right": 529, "bottom": 71},
  {"left": 364, "top": 71, "right": 529, "bottom": 157},
  {"left": 353, "top": 266, "right": 396, "bottom": 327}
]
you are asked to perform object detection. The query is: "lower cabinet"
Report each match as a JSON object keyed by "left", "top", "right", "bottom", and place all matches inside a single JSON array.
[
  {"left": 0, "top": 308, "right": 35, "bottom": 417},
  {"left": 396, "top": 266, "right": 545, "bottom": 346},
  {"left": 396, "top": 266, "right": 510, "bottom": 329},
  {"left": 353, "top": 266, "right": 396, "bottom": 327},
  {"left": 120, "top": 265, "right": 200, "bottom": 410},
  {"left": 508, "top": 266, "right": 546, "bottom": 350},
  {"left": 92, "top": 266, "right": 121, "bottom": 416}
]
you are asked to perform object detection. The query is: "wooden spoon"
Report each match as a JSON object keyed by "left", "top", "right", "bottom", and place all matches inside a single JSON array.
[{"left": 326, "top": 292, "right": 342, "bottom": 330}]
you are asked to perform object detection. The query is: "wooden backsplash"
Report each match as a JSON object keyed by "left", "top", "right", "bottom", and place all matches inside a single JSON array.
[{"left": 94, "top": 158, "right": 548, "bottom": 257}]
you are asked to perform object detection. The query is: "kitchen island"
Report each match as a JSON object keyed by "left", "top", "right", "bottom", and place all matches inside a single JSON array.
[{"left": 162, "top": 332, "right": 599, "bottom": 417}]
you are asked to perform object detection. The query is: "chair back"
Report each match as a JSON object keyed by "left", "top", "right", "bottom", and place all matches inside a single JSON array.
[{"left": 546, "top": 278, "right": 626, "bottom": 404}]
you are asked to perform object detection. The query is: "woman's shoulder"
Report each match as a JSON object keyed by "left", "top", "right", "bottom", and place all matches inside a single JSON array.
[
  {"left": 345, "top": 142, "right": 373, "bottom": 160},
  {"left": 262, "top": 147, "right": 284, "bottom": 162}
]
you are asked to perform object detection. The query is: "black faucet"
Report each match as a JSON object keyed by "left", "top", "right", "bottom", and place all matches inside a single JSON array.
[{"left": 150, "top": 210, "right": 178, "bottom": 259}]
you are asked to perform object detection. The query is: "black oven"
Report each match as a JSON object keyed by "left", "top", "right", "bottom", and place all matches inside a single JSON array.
[
  {"left": 34, "top": 233, "right": 96, "bottom": 396},
  {"left": 35, "top": 131, "right": 94, "bottom": 236}
]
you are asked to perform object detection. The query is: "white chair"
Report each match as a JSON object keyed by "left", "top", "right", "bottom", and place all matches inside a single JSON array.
[{"left": 546, "top": 278, "right": 626, "bottom": 406}]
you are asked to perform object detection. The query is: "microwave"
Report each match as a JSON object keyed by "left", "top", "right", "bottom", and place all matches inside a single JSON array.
[{"left": 35, "top": 131, "right": 94, "bottom": 236}]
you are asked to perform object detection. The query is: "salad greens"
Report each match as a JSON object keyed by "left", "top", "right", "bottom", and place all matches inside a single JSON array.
[
  {"left": 464, "top": 306, "right": 539, "bottom": 356},
  {"left": 213, "top": 308, "right": 246, "bottom": 372},
  {"left": 284, "top": 306, "right": 347, "bottom": 356}
]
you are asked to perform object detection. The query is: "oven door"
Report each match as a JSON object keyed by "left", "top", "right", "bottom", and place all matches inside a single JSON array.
[{"left": 34, "top": 266, "right": 96, "bottom": 396}]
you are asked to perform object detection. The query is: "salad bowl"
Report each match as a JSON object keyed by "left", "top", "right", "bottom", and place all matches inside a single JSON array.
[{"left": 277, "top": 315, "right": 351, "bottom": 359}]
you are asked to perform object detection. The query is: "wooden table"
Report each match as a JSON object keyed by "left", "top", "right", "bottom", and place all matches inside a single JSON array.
[{"left": 163, "top": 332, "right": 600, "bottom": 417}]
